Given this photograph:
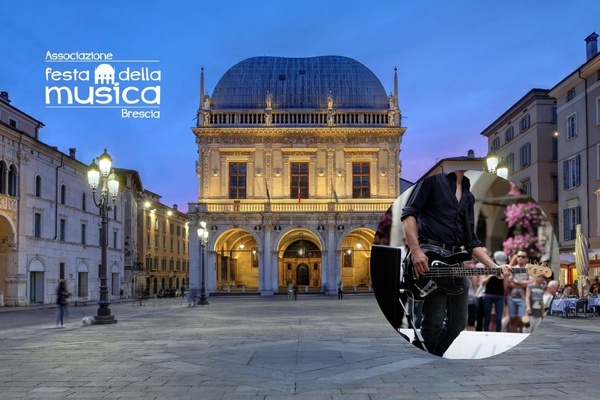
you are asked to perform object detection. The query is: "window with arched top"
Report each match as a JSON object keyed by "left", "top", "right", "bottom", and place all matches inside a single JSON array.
[
  {"left": 0, "top": 161, "right": 6, "bottom": 194},
  {"left": 35, "top": 175, "right": 42, "bottom": 197},
  {"left": 60, "top": 184, "right": 66, "bottom": 205},
  {"left": 8, "top": 165, "right": 18, "bottom": 197}
]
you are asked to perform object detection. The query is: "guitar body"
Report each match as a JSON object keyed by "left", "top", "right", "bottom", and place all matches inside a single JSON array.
[{"left": 403, "top": 250, "right": 472, "bottom": 300}]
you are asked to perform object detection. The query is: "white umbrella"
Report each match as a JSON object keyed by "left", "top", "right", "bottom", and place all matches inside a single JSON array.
[
  {"left": 559, "top": 253, "right": 575, "bottom": 267},
  {"left": 575, "top": 224, "right": 589, "bottom": 296}
]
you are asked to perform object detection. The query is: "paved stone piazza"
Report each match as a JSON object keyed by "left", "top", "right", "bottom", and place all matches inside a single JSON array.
[{"left": 0, "top": 294, "right": 598, "bottom": 399}]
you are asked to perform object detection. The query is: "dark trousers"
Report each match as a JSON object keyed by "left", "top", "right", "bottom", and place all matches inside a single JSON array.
[
  {"left": 56, "top": 304, "right": 65, "bottom": 326},
  {"left": 483, "top": 294, "right": 504, "bottom": 332},
  {"left": 418, "top": 244, "right": 469, "bottom": 356}
]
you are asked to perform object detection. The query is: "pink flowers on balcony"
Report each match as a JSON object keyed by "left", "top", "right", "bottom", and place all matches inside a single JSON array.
[{"left": 502, "top": 183, "right": 547, "bottom": 260}]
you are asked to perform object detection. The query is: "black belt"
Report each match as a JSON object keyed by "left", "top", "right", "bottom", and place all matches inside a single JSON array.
[{"left": 420, "top": 238, "right": 464, "bottom": 253}]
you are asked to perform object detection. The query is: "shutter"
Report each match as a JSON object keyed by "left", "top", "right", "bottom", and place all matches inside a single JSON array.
[
  {"left": 563, "top": 160, "right": 569, "bottom": 189},
  {"left": 563, "top": 208, "right": 570, "bottom": 241},
  {"left": 575, "top": 155, "right": 581, "bottom": 187}
]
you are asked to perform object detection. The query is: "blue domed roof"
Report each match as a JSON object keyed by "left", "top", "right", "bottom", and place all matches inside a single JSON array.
[{"left": 211, "top": 56, "right": 389, "bottom": 110}]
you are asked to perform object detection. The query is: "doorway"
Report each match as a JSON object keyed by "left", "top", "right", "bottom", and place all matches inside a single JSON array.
[
  {"left": 296, "top": 263, "right": 309, "bottom": 285},
  {"left": 29, "top": 271, "right": 45, "bottom": 303}
]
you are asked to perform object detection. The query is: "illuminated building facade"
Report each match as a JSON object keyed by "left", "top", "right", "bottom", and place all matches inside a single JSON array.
[{"left": 188, "top": 56, "right": 404, "bottom": 295}]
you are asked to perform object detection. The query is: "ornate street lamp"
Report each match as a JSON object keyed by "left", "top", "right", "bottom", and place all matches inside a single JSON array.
[
  {"left": 496, "top": 158, "right": 509, "bottom": 179},
  {"left": 485, "top": 151, "right": 499, "bottom": 174},
  {"left": 485, "top": 151, "right": 509, "bottom": 179},
  {"left": 87, "top": 149, "right": 119, "bottom": 324},
  {"left": 197, "top": 220, "right": 209, "bottom": 305}
]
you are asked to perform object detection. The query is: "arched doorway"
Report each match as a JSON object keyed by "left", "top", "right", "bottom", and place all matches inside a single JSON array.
[
  {"left": 214, "top": 229, "right": 259, "bottom": 291},
  {"left": 339, "top": 228, "right": 374, "bottom": 292},
  {"left": 28, "top": 258, "right": 45, "bottom": 304},
  {"left": 0, "top": 216, "right": 13, "bottom": 301},
  {"left": 279, "top": 231, "right": 322, "bottom": 291}
]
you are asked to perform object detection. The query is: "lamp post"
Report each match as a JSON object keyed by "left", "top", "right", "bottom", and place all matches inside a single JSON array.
[
  {"left": 87, "top": 149, "right": 119, "bottom": 324},
  {"left": 197, "top": 220, "right": 209, "bottom": 305}
]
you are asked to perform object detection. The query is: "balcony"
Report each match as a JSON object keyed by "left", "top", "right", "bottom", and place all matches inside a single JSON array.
[
  {"left": 0, "top": 193, "right": 18, "bottom": 213},
  {"left": 191, "top": 199, "right": 392, "bottom": 214}
]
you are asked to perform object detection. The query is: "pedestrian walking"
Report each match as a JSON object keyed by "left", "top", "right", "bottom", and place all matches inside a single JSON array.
[
  {"left": 56, "top": 280, "right": 71, "bottom": 328},
  {"left": 337, "top": 281, "right": 344, "bottom": 299},
  {"left": 188, "top": 288, "right": 198, "bottom": 307},
  {"left": 507, "top": 251, "right": 534, "bottom": 333}
]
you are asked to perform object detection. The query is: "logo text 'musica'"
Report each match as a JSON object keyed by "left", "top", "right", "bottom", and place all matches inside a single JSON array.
[{"left": 45, "top": 63, "right": 161, "bottom": 105}]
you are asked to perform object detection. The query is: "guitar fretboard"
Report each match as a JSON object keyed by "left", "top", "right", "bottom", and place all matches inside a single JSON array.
[{"left": 425, "top": 263, "right": 548, "bottom": 278}]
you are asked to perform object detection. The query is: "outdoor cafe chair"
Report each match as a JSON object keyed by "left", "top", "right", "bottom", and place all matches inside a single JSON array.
[{"left": 566, "top": 298, "right": 588, "bottom": 318}]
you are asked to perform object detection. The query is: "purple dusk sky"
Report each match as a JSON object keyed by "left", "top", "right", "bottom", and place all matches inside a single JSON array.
[{"left": 2, "top": 1, "right": 599, "bottom": 210}]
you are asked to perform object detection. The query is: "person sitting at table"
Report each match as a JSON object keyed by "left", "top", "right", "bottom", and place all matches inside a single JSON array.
[
  {"left": 590, "top": 284, "right": 600, "bottom": 316},
  {"left": 571, "top": 284, "right": 579, "bottom": 297},
  {"left": 544, "top": 280, "right": 559, "bottom": 315},
  {"left": 563, "top": 284, "right": 574, "bottom": 297}
]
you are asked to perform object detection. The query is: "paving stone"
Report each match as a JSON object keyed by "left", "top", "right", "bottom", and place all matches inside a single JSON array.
[{"left": 0, "top": 296, "right": 599, "bottom": 399}]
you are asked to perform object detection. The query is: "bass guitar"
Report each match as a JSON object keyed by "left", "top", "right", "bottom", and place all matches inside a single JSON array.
[{"left": 404, "top": 250, "right": 552, "bottom": 300}]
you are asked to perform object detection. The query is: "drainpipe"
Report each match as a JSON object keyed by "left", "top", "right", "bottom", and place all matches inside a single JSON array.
[{"left": 54, "top": 154, "right": 64, "bottom": 239}]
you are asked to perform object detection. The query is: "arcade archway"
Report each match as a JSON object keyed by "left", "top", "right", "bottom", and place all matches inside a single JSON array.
[
  {"left": 214, "top": 229, "right": 259, "bottom": 291},
  {"left": 278, "top": 230, "right": 322, "bottom": 291},
  {"left": 339, "top": 228, "right": 374, "bottom": 291}
]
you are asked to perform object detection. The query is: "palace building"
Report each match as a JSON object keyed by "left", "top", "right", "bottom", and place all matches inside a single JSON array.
[{"left": 188, "top": 56, "right": 405, "bottom": 295}]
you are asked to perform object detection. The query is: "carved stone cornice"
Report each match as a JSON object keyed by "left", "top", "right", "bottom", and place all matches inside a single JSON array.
[
  {"left": 192, "top": 126, "right": 406, "bottom": 146},
  {"left": 219, "top": 148, "right": 256, "bottom": 155},
  {"left": 195, "top": 133, "right": 401, "bottom": 146},
  {"left": 343, "top": 148, "right": 380, "bottom": 154},
  {"left": 281, "top": 148, "right": 318, "bottom": 155}
]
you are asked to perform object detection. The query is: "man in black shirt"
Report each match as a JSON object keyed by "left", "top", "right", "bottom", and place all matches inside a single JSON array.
[{"left": 401, "top": 170, "right": 510, "bottom": 356}]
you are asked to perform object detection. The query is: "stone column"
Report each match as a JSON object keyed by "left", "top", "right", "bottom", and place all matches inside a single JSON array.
[
  {"left": 261, "top": 221, "right": 274, "bottom": 296},
  {"left": 188, "top": 215, "right": 201, "bottom": 295},
  {"left": 325, "top": 223, "right": 336, "bottom": 294},
  {"left": 206, "top": 241, "right": 214, "bottom": 293}
]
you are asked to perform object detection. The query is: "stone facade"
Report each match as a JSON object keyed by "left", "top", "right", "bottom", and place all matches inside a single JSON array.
[
  {"left": 135, "top": 189, "right": 189, "bottom": 298},
  {"left": 0, "top": 91, "right": 125, "bottom": 305},
  {"left": 188, "top": 56, "right": 405, "bottom": 295}
]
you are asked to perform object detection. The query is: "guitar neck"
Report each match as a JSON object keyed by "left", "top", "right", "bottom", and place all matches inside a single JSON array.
[
  {"left": 426, "top": 266, "right": 529, "bottom": 278},
  {"left": 451, "top": 267, "right": 529, "bottom": 277}
]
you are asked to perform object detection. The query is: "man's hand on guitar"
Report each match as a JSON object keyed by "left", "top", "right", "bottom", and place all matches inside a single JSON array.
[
  {"left": 496, "top": 264, "right": 512, "bottom": 279},
  {"left": 411, "top": 249, "right": 429, "bottom": 277}
]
